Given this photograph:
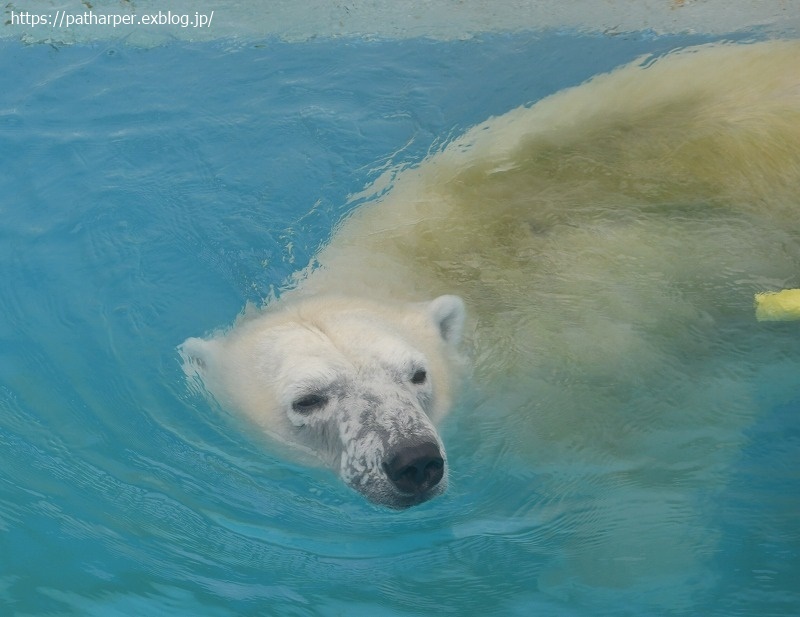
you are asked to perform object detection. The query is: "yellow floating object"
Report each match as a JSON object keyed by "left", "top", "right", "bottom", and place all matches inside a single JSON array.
[{"left": 755, "top": 289, "right": 800, "bottom": 322}]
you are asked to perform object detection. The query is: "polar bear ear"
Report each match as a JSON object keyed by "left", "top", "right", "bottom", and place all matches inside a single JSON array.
[
  {"left": 178, "top": 337, "right": 212, "bottom": 375},
  {"left": 427, "top": 295, "right": 466, "bottom": 345}
]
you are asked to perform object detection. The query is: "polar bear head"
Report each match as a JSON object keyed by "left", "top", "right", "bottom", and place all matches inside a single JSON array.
[{"left": 180, "top": 294, "right": 466, "bottom": 509}]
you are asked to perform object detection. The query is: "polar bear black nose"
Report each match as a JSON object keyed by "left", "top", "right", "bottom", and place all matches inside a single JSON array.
[{"left": 383, "top": 442, "right": 445, "bottom": 494}]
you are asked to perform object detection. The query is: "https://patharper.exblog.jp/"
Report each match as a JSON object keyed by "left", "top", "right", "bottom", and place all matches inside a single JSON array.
[{"left": 8, "top": 9, "right": 214, "bottom": 29}]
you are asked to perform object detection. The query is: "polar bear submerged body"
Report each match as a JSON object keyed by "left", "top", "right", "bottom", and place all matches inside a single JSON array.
[{"left": 181, "top": 41, "right": 800, "bottom": 519}]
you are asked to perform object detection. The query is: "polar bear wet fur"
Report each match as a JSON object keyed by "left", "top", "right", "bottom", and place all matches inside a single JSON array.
[{"left": 181, "top": 39, "right": 800, "bottom": 526}]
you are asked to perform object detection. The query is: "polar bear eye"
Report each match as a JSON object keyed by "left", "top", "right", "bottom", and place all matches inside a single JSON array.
[
  {"left": 410, "top": 369, "right": 427, "bottom": 385},
  {"left": 292, "top": 393, "right": 328, "bottom": 414}
]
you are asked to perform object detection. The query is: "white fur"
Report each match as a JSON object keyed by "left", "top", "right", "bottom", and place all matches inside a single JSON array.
[{"left": 181, "top": 39, "right": 800, "bottom": 556}]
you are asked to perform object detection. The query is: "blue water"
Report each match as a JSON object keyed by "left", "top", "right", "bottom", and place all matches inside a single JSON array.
[{"left": 1, "top": 31, "right": 798, "bottom": 616}]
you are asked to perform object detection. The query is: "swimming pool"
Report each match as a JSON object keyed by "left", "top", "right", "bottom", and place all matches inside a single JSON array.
[{"left": 1, "top": 2, "right": 799, "bottom": 615}]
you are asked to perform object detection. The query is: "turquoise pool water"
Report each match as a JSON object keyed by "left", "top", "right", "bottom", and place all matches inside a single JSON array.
[{"left": 1, "top": 16, "right": 799, "bottom": 617}]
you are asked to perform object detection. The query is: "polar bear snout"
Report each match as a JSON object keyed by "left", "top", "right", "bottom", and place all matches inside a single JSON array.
[
  {"left": 383, "top": 441, "right": 445, "bottom": 496},
  {"left": 340, "top": 396, "right": 449, "bottom": 509}
]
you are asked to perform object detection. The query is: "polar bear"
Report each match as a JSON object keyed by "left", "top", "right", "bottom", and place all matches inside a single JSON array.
[
  {"left": 181, "top": 294, "right": 465, "bottom": 508},
  {"left": 181, "top": 38, "right": 800, "bottom": 531}
]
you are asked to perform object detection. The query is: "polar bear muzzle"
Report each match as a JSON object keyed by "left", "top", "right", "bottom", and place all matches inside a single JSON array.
[{"left": 334, "top": 379, "right": 450, "bottom": 509}]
